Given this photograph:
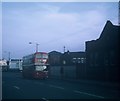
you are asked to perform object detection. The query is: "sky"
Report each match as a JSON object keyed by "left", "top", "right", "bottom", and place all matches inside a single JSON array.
[{"left": 2, "top": 2, "right": 119, "bottom": 59}]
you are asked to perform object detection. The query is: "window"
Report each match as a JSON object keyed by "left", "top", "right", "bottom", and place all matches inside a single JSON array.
[
  {"left": 63, "top": 60, "right": 66, "bottom": 65},
  {"left": 35, "top": 66, "right": 47, "bottom": 71},
  {"left": 73, "top": 61, "right": 75, "bottom": 63},
  {"left": 90, "top": 53, "right": 93, "bottom": 60},
  {"left": 104, "top": 54, "right": 109, "bottom": 66},
  {"left": 36, "top": 54, "right": 48, "bottom": 58},
  {"left": 110, "top": 51, "right": 115, "bottom": 66},
  {"left": 81, "top": 58, "right": 85, "bottom": 63},
  {"left": 94, "top": 52, "right": 98, "bottom": 66}
]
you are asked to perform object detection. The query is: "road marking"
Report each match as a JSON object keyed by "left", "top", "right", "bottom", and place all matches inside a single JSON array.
[
  {"left": 49, "top": 85, "right": 64, "bottom": 90},
  {"left": 13, "top": 86, "right": 20, "bottom": 90},
  {"left": 74, "top": 90, "right": 104, "bottom": 99},
  {"left": 42, "top": 98, "right": 49, "bottom": 101}
]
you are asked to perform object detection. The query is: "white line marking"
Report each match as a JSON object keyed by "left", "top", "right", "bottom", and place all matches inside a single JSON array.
[
  {"left": 49, "top": 85, "right": 64, "bottom": 90},
  {"left": 42, "top": 98, "right": 49, "bottom": 101},
  {"left": 13, "top": 86, "right": 20, "bottom": 90},
  {"left": 74, "top": 90, "right": 104, "bottom": 99}
]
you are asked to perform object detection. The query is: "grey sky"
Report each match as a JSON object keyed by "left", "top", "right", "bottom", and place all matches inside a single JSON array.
[{"left": 2, "top": 2, "right": 118, "bottom": 59}]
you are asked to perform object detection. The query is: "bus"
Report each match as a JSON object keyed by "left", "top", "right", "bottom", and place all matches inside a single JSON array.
[{"left": 22, "top": 52, "right": 49, "bottom": 79}]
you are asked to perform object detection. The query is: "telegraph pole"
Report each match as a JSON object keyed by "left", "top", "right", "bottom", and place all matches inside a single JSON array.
[
  {"left": 8, "top": 52, "right": 11, "bottom": 61},
  {"left": 29, "top": 42, "right": 39, "bottom": 53},
  {"left": 36, "top": 43, "right": 39, "bottom": 53},
  {"left": 118, "top": 0, "right": 120, "bottom": 26}
]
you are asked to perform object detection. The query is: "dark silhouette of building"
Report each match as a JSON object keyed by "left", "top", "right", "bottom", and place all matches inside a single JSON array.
[
  {"left": 48, "top": 50, "right": 86, "bottom": 66},
  {"left": 86, "top": 20, "right": 120, "bottom": 82},
  {"left": 60, "top": 51, "right": 86, "bottom": 79},
  {"left": 61, "top": 51, "right": 86, "bottom": 66},
  {"left": 48, "top": 51, "right": 62, "bottom": 66}
]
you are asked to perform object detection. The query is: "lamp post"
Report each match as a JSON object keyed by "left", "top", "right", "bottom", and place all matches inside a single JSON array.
[{"left": 29, "top": 42, "right": 39, "bottom": 53}]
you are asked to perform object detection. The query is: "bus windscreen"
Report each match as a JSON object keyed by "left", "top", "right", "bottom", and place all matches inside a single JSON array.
[{"left": 36, "top": 54, "right": 48, "bottom": 59}]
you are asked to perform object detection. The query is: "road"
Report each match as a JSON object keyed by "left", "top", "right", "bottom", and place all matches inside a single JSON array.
[{"left": 2, "top": 72, "right": 120, "bottom": 100}]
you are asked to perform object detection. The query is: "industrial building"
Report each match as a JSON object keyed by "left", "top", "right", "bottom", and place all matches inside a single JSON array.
[{"left": 86, "top": 20, "right": 120, "bottom": 82}]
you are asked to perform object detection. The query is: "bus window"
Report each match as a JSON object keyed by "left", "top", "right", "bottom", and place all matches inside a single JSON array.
[
  {"left": 35, "top": 66, "right": 47, "bottom": 71},
  {"left": 36, "top": 54, "right": 48, "bottom": 59}
]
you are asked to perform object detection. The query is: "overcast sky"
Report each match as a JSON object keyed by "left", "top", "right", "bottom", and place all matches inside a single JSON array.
[{"left": 2, "top": 2, "right": 118, "bottom": 59}]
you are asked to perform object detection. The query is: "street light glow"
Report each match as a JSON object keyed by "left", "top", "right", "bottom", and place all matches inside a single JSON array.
[
  {"left": 29, "top": 42, "right": 32, "bottom": 44},
  {"left": 29, "top": 42, "right": 39, "bottom": 53}
]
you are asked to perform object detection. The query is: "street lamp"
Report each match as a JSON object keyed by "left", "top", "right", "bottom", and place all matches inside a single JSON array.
[{"left": 29, "top": 42, "right": 39, "bottom": 53}]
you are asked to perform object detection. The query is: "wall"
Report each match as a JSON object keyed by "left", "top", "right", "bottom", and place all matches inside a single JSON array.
[{"left": 49, "top": 65, "right": 76, "bottom": 79}]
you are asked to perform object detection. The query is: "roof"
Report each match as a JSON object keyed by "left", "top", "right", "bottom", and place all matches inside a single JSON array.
[
  {"left": 10, "top": 59, "right": 22, "bottom": 61},
  {"left": 49, "top": 51, "right": 62, "bottom": 55},
  {"left": 35, "top": 52, "right": 48, "bottom": 54},
  {"left": 23, "top": 52, "right": 48, "bottom": 58},
  {"left": 63, "top": 51, "right": 85, "bottom": 58},
  {"left": 99, "top": 20, "right": 120, "bottom": 41},
  {"left": 86, "top": 20, "right": 120, "bottom": 51}
]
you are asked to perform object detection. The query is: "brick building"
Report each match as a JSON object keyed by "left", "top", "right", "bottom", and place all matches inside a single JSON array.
[{"left": 86, "top": 20, "right": 120, "bottom": 82}]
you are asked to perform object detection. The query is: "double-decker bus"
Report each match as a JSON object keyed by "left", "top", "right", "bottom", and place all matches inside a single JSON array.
[{"left": 22, "top": 52, "right": 49, "bottom": 79}]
